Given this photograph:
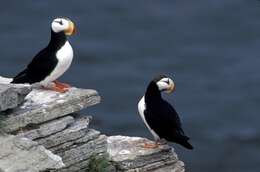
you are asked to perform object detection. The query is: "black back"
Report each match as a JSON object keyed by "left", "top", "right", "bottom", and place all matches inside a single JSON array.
[
  {"left": 12, "top": 30, "right": 67, "bottom": 84},
  {"left": 144, "top": 81, "right": 193, "bottom": 149}
]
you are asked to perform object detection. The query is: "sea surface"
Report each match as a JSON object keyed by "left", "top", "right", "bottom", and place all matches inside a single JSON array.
[{"left": 0, "top": 1, "right": 260, "bottom": 171}]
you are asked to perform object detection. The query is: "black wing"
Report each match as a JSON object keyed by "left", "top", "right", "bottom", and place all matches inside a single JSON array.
[
  {"left": 12, "top": 47, "right": 58, "bottom": 84},
  {"left": 145, "top": 99, "right": 193, "bottom": 149}
]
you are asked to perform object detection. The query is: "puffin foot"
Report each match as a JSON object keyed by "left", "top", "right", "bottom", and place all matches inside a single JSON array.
[
  {"left": 142, "top": 142, "right": 159, "bottom": 149},
  {"left": 49, "top": 85, "right": 69, "bottom": 93},
  {"left": 42, "top": 85, "right": 68, "bottom": 93},
  {"left": 42, "top": 81, "right": 70, "bottom": 93},
  {"left": 54, "top": 80, "right": 71, "bottom": 89}
]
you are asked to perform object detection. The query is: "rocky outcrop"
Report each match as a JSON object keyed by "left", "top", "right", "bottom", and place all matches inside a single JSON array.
[
  {"left": 0, "top": 135, "right": 64, "bottom": 172},
  {"left": 0, "top": 79, "right": 185, "bottom": 172},
  {"left": 0, "top": 82, "right": 104, "bottom": 172},
  {"left": 1, "top": 88, "right": 100, "bottom": 133}
]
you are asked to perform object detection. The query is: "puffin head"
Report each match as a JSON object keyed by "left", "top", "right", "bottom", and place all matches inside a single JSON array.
[
  {"left": 51, "top": 17, "right": 76, "bottom": 36},
  {"left": 153, "top": 75, "right": 176, "bottom": 94}
]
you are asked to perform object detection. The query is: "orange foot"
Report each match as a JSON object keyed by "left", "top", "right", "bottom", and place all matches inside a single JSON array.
[
  {"left": 54, "top": 80, "right": 71, "bottom": 89},
  {"left": 142, "top": 142, "right": 159, "bottom": 149},
  {"left": 42, "top": 81, "right": 71, "bottom": 93}
]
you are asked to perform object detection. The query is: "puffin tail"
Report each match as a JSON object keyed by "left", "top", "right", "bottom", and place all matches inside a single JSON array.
[
  {"left": 11, "top": 76, "right": 28, "bottom": 84},
  {"left": 174, "top": 134, "right": 194, "bottom": 150},
  {"left": 179, "top": 139, "right": 194, "bottom": 150},
  {"left": 11, "top": 69, "right": 29, "bottom": 84}
]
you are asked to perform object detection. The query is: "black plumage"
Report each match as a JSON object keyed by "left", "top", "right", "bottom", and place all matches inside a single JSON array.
[
  {"left": 143, "top": 76, "right": 193, "bottom": 149},
  {"left": 11, "top": 31, "right": 67, "bottom": 84}
]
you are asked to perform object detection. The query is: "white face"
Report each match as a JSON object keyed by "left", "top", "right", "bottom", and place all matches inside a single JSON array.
[
  {"left": 51, "top": 18, "right": 76, "bottom": 35},
  {"left": 156, "top": 77, "right": 175, "bottom": 93}
]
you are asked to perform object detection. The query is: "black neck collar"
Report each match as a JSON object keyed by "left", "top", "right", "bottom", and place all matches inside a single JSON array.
[
  {"left": 47, "top": 30, "right": 67, "bottom": 50},
  {"left": 145, "top": 81, "right": 162, "bottom": 104}
]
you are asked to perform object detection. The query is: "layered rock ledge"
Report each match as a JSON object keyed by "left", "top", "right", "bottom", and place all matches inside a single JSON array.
[
  {"left": 107, "top": 136, "right": 185, "bottom": 172},
  {"left": 0, "top": 79, "right": 185, "bottom": 172}
]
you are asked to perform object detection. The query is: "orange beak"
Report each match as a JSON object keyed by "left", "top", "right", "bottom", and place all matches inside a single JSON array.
[
  {"left": 65, "top": 20, "right": 76, "bottom": 36},
  {"left": 166, "top": 82, "right": 175, "bottom": 94}
]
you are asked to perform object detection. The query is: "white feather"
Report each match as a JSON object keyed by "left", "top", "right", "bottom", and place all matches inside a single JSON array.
[
  {"left": 51, "top": 18, "right": 70, "bottom": 33},
  {"left": 138, "top": 96, "right": 160, "bottom": 141},
  {"left": 41, "top": 41, "right": 73, "bottom": 86},
  {"left": 156, "top": 78, "right": 175, "bottom": 92}
]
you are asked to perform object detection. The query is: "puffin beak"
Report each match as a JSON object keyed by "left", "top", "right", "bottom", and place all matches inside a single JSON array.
[
  {"left": 65, "top": 20, "right": 76, "bottom": 36},
  {"left": 166, "top": 82, "right": 175, "bottom": 94}
]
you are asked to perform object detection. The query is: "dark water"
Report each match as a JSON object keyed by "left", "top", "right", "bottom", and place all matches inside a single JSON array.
[{"left": 1, "top": 0, "right": 260, "bottom": 171}]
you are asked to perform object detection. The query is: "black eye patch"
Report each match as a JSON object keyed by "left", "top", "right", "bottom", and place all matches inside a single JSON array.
[
  {"left": 164, "top": 79, "right": 170, "bottom": 85},
  {"left": 54, "top": 20, "right": 63, "bottom": 25}
]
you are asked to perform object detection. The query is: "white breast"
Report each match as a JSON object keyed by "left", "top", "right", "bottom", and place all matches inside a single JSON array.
[
  {"left": 41, "top": 41, "right": 73, "bottom": 86},
  {"left": 138, "top": 96, "right": 160, "bottom": 141}
]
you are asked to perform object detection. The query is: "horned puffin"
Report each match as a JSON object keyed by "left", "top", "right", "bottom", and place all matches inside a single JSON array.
[
  {"left": 138, "top": 75, "right": 193, "bottom": 149},
  {"left": 11, "top": 17, "right": 76, "bottom": 93}
]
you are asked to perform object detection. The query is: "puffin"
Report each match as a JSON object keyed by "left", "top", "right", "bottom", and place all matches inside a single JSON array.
[
  {"left": 138, "top": 75, "right": 193, "bottom": 149},
  {"left": 11, "top": 17, "right": 76, "bottom": 93}
]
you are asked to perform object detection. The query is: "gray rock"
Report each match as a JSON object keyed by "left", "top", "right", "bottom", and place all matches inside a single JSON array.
[
  {"left": 0, "top": 77, "right": 13, "bottom": 84},
  {"left": 18, "top": 116, "right": 75, "bottom": 140},
  {"left": 14, "top": 114, "right": 107, "bottom": 172},
  {"left": 36, "top": 116, "right": 91, "bottom": 149},
  {"left": 0, "top": 135, "right": 64, "bottom": 172},
  {"left": 40, "top": 125, "right": 107, "bottom": 172},
  {"left": 56, "top": 152, "right": 116, "bottom": 172},
  {"left": 1, "top": 87, "right": 100, "bottom": 133},
  {"left": 57, "top": 135, "right": 107, "bottom": 169},
  {"left": 107, "top": 136, "right": 185, "bottom": 172},
  {"left": 50, "top": 128, "right": 101, "bottom": 153},
  {"left": 0, "top": 84, "right": 31, "bottom": 111}
]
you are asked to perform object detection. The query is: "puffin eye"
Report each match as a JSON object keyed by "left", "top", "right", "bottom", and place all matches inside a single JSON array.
[
  {"left": 164, "top": 79, "right": 170, "bottom": 85},
  {"left": 54, "top": 20, "right": 63, "bottom": 25}
]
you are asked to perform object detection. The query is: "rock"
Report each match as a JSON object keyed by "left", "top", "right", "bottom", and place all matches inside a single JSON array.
[
  {"left": 35, "top": 116, "right": 108, "bottom": 172},
  {"left": 0, "top": 76, "right": 13, "bottom": 84},
  {"left": 0, "top": 135, "right": 64, "bottom": 172},
  {"left": 1, "top": 87, "right": 100, "bottom": 133},
  {"left": 18, "top": 116, "right": 75, "bottom": 140},
  {"left": 15, "top": 114, "right": 108, "bottom": 172},
  {"left": 36, "top": 116, "right": 92, "bottom": 149},
  {"left": 107, "top": 136, "right": 185, "bottom": 172},
  {"left": 49, "top": 128, "right": 101, "bottom": 153},
  {"left": 0, "top": 84, "right": 31, "bottom": 111},
  {"left": 56, "top": 134, "right": 107, "bottom": 169}
]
